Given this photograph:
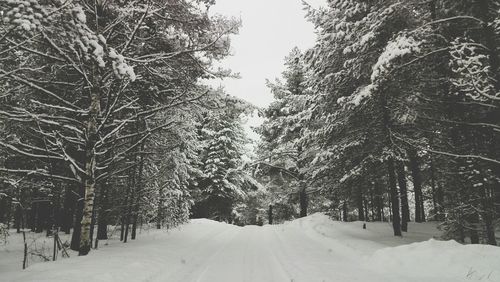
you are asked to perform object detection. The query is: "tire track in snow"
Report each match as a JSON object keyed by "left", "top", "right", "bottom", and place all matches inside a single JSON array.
[
  {"left": 145, "top": 222, "right": 240, "bottom": 282},
  {"left": 191, "top": 226, "right": 292, "bottom": 282}
]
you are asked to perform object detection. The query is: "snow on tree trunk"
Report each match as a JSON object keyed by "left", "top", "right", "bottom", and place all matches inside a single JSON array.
[{"left": 79, "top": 87, "right": 100, "bottom": 256}]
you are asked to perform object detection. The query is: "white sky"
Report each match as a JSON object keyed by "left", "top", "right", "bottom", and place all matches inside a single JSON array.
[
  {"left": 208, "top": 0, "right": 325, "bottom": 151},
  {"left": 210, "top": 0, "right": 325, "bottom": 109}
]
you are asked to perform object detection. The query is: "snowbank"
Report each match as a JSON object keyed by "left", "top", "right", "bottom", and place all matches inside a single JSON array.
[
  {"left": 366, "top": 239, "right": 500, "bottom": 281},
  {"left": 281, "top": 213, "right": 500, "bottom": 281}
]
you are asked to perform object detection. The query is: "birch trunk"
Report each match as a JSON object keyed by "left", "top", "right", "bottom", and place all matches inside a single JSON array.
[{"left": 79, "top": 87, "right": 100, "bottom": 256}]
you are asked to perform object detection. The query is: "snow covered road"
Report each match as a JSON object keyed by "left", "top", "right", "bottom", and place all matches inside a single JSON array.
[{"left": 3, "top": 214, "right": 500, "bottom": 282}]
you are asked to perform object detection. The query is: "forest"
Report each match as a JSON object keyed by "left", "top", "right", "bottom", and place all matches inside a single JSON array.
[
  {"left": 0, "top": 0, "right": 499, "bottom": 270},
  {"left": 256, "top": 0, "right": 500, "bottom": 246}
]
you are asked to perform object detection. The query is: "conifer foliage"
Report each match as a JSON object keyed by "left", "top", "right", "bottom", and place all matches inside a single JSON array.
[
  {"left": 191, "top": 94, "right": 258, "bottom": 222},
  {"left": 258, "top": 0, "right": 499, "bottom": 245}
]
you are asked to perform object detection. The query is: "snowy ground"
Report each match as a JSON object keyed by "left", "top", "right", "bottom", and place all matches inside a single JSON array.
[{"left": 2, "top": 213, "right": 500, "bottom": 282}]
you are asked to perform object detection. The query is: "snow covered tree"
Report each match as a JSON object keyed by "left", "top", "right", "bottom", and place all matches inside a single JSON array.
[
  {"left": 255, "top": 47, "right": 319, "bottom": 221},
  {"left": 190, "top": 91, "right": 258, "bottom": 222},
  {"left": 0, "top": 0, "right": 241, "bottom": 253},
  {"left": 292, "top": 0, "right": 499, "bottom": 243},
  {"left": 142, "top": 109, "right": 202, "bottom": 230},
  {"left": 299, "top": 0, "right": 428, "bottom": 235}
]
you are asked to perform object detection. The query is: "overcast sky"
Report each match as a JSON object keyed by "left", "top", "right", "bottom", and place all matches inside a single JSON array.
[{"left": 210, "top": 0, "right": 325, "bottom": 109}]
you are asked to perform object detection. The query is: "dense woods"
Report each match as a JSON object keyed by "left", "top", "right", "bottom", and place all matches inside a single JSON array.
[
  {"left": 0, "top": 0, "right": 253, "bottom": 255},
  {"left": 257, "top": 0, "right": 499, "bottom": 245}
]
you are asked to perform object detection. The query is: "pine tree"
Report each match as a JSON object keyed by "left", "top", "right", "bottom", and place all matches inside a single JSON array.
[
  {"left": 256, "top": 48, "right": 312, "bottom": 221},
  {"left": 191, "top": 93, "right": 255, "bottom": 222}
]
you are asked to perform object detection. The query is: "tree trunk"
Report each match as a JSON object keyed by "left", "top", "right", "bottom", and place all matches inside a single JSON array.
[
  {"left": 46, "top": 200, "right": 54, "bottom": 237},
  {"left": 429, "top": 155, "right": 438, "bottom": 220},
  {"left": 156, "top": 187, "right": 163, "bottom": 230},
  {"left": 387, "top": 158, "right": 402, "bottom": 236},
  {"left": 35, "top": 201, "right": 44, "bottom": 233},
  {"left": 5, "top": 199, "right": 12, "bottom": 229},
  {"left": 70, "top": 186, "right": 84, "bottom": 251},
  {"left": 120, "top": 178, "right": 130, "bottom": 241},
  {"left": 436, "top": 182, "right": 444, "bottom": 221},
  {"left": 482, "top": 184, "right": 497, "bottom": 246},
  {"left": 89, "top": 203, "right": 97, "bottom": 248},
  {"left": 364, "top": 198, "right": 369, "bottom": 222},
  {"left": 357, "top": 190, "right": 365, "bottom": 221},
  {"left": 474, "top": 0, "right": 498, "bottom": 245},
  {"left": 131, "top": 145, "right": 144, "bottom": 240},
  {"left": 455, "top": 209, "right": 466, "bottom": 243},
  {"left": 369, "top": 183, "right": 376, "bottom": 221},
  {"left": 374, "top": 181, "right": 383, "bottom": 221},
  {"left": 124, "top": 210, "right": 130, "bottom": 243},
  {"left": 469, "top": 213, "right": 480, "bottom": 244},
  {"left": 78, "top": 86, "right": 101, "bottom": 256},
  {"left": 299, "top": 182, "right": 308, "bottom": 218},
  {"left": 342, "top": 201, "right": 348, "bottom": 222},
  {"left": 96, "top": 182, "right": 109, "bottom": 240},
  {"left": 483, "top": 210, "right": 497, "bottom": 246},
  {"left": 123, "top": 173, "right": 134, "bottom": 243},
  {"left": 268, "top": 204, "right": 273, "bottom": 225},
  {"left": 14, "top": 204, "right": 22, "bottom": 233},
  {"left": 29, "top": 205, "right": 35, "bottom": 231},
  {"left": 131, "top": 210, "right": 138, "bottom": 240},
  {"left": 47, "top": 182, "right": 62, "bottom": 236},
  {"left": 0, "top": 197, "right": 7, "bottom": 224},
  {"left": 79, "top": 155, "right": 97, "bottom": 254},
  {"left": 61, "top": 186, "right": 73, "bottom": 234},
  {"left": 408, "top": 150, "right": 425, "bottom": 222},
  {"left": 378, "top": 84, "right": 399, "bottom": 231},
  {"left": 120, "top": 217, "right": 125, "bottom": 241},
  {"left": 388, "top": 192, "right": 392, "bottom": 222},
  {"left": 397, "top": 162, "right": 410, "bottom": 232}
]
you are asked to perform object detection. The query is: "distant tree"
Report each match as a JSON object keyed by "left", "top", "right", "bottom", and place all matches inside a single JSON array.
[{"left": 191, "top": 92, "right": 256, "bottom": 222}]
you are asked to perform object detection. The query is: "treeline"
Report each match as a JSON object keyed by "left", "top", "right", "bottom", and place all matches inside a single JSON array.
[
  {"left": 258, "top": 0, "right": 499, "bottom": 245},
  {"left": 0, "top": 0, "right": 241, "bottom": 254}
]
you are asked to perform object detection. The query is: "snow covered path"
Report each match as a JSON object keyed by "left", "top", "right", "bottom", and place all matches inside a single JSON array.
[{"left": 3, "top": 214, "right": 500, "bottom": 282}]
